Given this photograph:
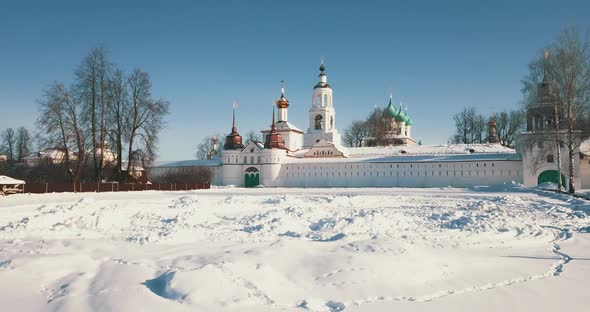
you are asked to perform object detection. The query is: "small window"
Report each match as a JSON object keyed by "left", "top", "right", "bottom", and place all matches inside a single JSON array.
[
  {"left": 244, "top": 156, "right": 248, "bottom": 164},
  {"left": 547, "top": 154, "right": 555, "bottom": 163},
  {"left": 250, "top": 148, "right": 254, "bottom": 153}
]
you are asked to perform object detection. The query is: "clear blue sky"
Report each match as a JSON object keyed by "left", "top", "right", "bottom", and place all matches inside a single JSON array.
[{"left": 1, "top": 0, "right": 589, "bottom": 160}]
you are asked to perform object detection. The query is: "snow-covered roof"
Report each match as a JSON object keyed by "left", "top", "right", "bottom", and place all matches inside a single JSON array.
[
  {"left": 345, "top": 144, "right": 517, "bottom": 157},
  {"left": 120, "top": 161, "right": 145, "bottom": 171},
  {"left": 0, "top": 175, "right": 25, "bottom": 185},
  {"left": 287, "top": 144, "right": 521, "bottom": 163},
  {"left": 581, "top": 139, "right": 590, "bottom": 156},
  {"left": 156, "top": 158, "right": 222, "bottom": 168},
  {"left": 262, "top": 121, "right": 304, "bottom": 133}
]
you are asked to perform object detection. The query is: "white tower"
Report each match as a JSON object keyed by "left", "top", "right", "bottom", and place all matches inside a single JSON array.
[
  {"left": 260, "top": 81, "right": 304, "bottom": 151},
  {"left": 277, "top": 80, "right": 288, "bottom": 122},
  {"left": 303, "top": 61, "right": 341, "bottom": 148}
]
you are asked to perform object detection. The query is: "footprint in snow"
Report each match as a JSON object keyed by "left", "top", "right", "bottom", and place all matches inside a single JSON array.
[{"left": 326, "top": 300, "right": 345, "bottom": 311}]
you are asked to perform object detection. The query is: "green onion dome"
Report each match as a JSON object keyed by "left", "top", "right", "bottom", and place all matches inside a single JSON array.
[
  {"left": 386, "top": 97, "right": 397, "bottom": 118},
  {"left": 406, "top": 118, "right": 413, "bottom": 126},
  {"left": 403, "top": 107, "right": 411, "bottom": 124},
  {"left": 394, "top": 107, "right": 406, "bottom": 123}
]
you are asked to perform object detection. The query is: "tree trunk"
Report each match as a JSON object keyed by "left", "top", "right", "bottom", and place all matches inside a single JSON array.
[
  {"left": 127, "top": 134, "right": 135, "bottom": 180},
  {"left": 554, "top": 103, "right": 562, "bottom": 192},
  {"left": 98, "top": 59, "right": 106, "bottom": 182},
  {"left": 568, "top": 144, "right": 575, "bottom": 193},
  {"left": 567, "top": 94, "right": 575, "bottom": 193},
  {"left": 91, "top": 72, "right": 99, "bottom": 182}
]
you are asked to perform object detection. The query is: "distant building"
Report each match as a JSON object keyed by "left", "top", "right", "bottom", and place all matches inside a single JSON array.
[
  {"left": 366, "top": 96, "right": 416, "bottom": 146},
  {"left": 24, "top": 141, "right": 117, "bottom": 167}
]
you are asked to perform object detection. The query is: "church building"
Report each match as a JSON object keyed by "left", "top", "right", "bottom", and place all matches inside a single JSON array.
[{"left": 153, "top": 61, "right": 590, "bottom": 190}]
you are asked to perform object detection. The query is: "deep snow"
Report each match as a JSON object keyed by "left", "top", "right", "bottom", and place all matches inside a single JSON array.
[{"left": 0, "top": 186, "right": 589, "bottom": 311}]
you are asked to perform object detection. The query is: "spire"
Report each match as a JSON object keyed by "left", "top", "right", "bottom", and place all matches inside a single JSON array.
[
  {"left": 231, "top": 101, "right": 238, "bottom": 132},
  {"left": 271, "top": 105, "right": 277, "bottom": 131},
  {"left": 264, "top": 104, "right": 285, "bottom": 149},
  {"left": 314, "top": 58, "right": 331, "bottom": 89},
  {"left": 224, "top": 101, "right": 244, "bottom": 150},
  {"left": 542, "top": 50, "right": 550, "bottom": 83},
  {"left": 277, "top": 80, "right": 289, "bottom": 107}
]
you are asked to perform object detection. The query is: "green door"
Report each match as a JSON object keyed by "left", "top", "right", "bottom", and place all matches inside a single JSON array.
[
  {"left": 244, "top": 168, "right": 260, "bottom": 187},
  {"left": 245, "top": 174, "right": 251, "bottom": 187},
  {"left": 538, "top": 170, "right": 566, "bottom": 186}
]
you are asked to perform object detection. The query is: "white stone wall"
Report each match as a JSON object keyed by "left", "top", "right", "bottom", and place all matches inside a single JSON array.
[
  {"left": 272, "top": 160, "right": 523, "bottom": 188},
  {"left": 580, "top": 156, "right": 590, "bottom": 189},
  {"left": 303, "top": 131, "right": 341, "bottom": 148},
  {"left": 281, "top": 131, "right": 303, "bottom": 151}
]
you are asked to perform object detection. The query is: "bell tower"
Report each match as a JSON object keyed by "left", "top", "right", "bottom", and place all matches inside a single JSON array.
[{"left": 304, "top": 60, "right": 341, "bottom": 148}]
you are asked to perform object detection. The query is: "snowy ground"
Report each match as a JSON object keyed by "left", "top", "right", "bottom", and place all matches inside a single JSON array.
[{"left": 1, "top": 186, "right": 589, "bottom": 312}]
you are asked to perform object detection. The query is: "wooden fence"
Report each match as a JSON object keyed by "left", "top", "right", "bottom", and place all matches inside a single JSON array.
[{"left": 21, "top": 182, "right": 210, "bottom": 194}]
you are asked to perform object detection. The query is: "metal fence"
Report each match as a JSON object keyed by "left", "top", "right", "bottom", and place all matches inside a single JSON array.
[{"left": 21, "top": 182, "right": 210, "bottom": 194}]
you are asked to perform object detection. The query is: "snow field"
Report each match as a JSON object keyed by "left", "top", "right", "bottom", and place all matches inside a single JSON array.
[{"left": 0, "top": 187, "right": 589, "bottom": 311}]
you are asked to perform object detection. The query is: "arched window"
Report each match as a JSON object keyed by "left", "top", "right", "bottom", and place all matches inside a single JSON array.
[
  {"left": 244, "top": 156, "right": 248, "bottom": 164},
  {"left": 323, "top": 94, "right": 328, "bottom": 107},
  {"left": 314, "top": 115, "right": 323, "bottom": 130}
]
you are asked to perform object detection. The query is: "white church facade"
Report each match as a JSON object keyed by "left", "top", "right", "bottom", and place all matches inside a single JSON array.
[{"left": 153, "top": 62, "right": 590, "bottom": 190}]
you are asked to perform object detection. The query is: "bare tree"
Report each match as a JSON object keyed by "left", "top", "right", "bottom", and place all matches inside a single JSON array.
[
  {"left": 0, "top": 128, "right": 17, "bottom": 161},
  {"left": 451, "top": 107, "right": 486, "bottom": 144},
  {"left": 365, "top": 108, "right": 390, "bottom": 146},
  {"left": 540, "top": 28, "right": 590, "bottom": 192},
  {"left": 15, "top": 127, "right": 32, "bottom": 162},
  {"left": 75, "top": 45, "right": 112, "bottom": 182},
  {"left": 343, "top": 120, "right": 370, "bottom": 147},
  {"left": 37, "top": 82, "right": 87, "bottom": 184},
  {"left": 523, "top": 28, "right": 590, "bottom": 192},
  {"left": 106, "top": 68, "right": 129, "bottom": 181},
  {"left": 125, "top": 69, "right": 170, "bottom": 176},
  {"left": 491, "top": 109, "right": 526, "bottom": 148},
  {"left": 195, "top": 135, "right": 222, "bottom": 160},
  {"left": 152, "top": 167, "right": 212, "bottom": 184},
  {"left": 244, "top": 130, "right": 260, "bottom": 144}
]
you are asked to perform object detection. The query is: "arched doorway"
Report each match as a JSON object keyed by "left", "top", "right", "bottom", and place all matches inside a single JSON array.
[
  {"left": 244, "top": 167, "right": 260, "bottom": 187},
  {"left": 538, "top": 170, "right": 566, "bottom": 186}
]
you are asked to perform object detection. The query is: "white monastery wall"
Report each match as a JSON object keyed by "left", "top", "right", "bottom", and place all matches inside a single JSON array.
[{"left": 272, "top": 160, "right": 522, "bottom": 188}]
